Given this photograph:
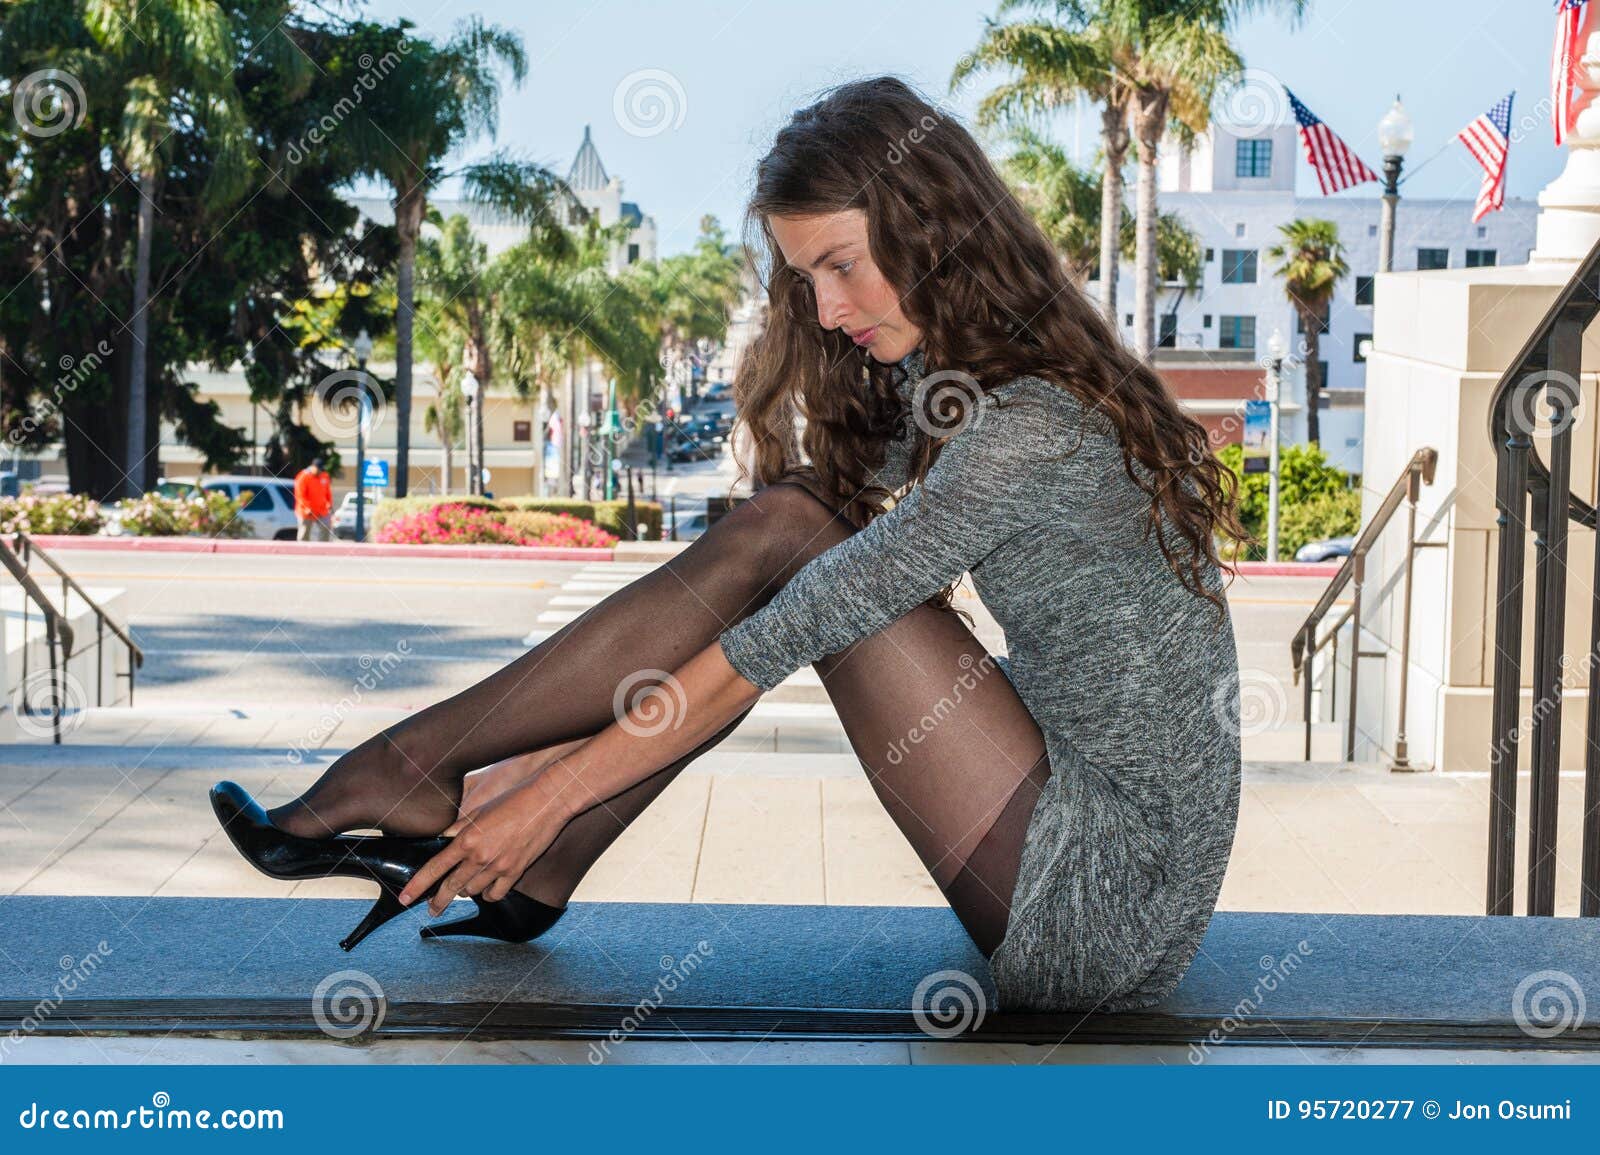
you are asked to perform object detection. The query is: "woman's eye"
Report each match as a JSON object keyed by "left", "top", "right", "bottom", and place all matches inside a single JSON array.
[{"left": 835, "top": 260, "right": 854, "bottom": 276}]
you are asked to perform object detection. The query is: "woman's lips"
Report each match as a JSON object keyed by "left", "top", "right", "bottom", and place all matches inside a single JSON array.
[{"left": 851, "top": 326, "right": 879, "bottom": 346}]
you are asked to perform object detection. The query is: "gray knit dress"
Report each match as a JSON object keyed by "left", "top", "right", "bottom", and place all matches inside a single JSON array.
[{"left": 717, "top": 346, "right": 1242, "bottom": 1013}]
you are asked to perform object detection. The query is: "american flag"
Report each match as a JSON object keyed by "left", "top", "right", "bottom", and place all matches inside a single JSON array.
[
  {"left": 1457, "top": 92, "right": 1515, "bottom": 223},
  {"left": 1553, "top": 0, "right": 1589, "bottom": 146},
  {"left": 1286, "top": 89, "right": 1378, "bottom": 195}
]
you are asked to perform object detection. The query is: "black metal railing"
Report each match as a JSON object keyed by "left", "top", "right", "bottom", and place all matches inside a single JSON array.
[
  {"left": 1485, "top": 233, "right": 1600, "bottom": 918},
  {"left": 2, "top": 531, "right": 143, "bottom": 743},
  {"left": 1290, "top": 447, "right": 1441, "bottom": 765}
]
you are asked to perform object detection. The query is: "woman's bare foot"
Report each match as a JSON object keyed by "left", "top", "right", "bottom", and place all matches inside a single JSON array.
[{"left": 458, "top": 735, "right": 589, "bottom": 820}]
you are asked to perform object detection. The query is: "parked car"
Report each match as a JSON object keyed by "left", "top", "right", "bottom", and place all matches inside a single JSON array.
[
  {"left": 667, "top": 432, "right": 724, "bottom": 463},
  {"left": 698, "top": 382, "right": 732, "bottom": 404},
  {"left": 332, "top": 490, "right": 378, "bottom": 540},
  {"left": 1294, "top": 535, "right": 1354, "bottom": 563},
  {"left": 662, "top": 500, "right": 709, "bottom": 541},
  {"left": 198, "top": 475, "right": 299, "bottom": 540},
  {"left": 154, "top": 476, "right": 200, "bottom": 499}
]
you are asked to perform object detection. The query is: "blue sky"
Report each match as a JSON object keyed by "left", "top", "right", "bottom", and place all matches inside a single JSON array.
[{"left": 359, "top": 0, "right": 1561, "bottom": 255}]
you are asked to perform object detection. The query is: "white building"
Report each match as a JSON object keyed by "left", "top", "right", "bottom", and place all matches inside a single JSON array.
[{"left": 1118, "top": 120, "right": 1537, "bottom": 473}]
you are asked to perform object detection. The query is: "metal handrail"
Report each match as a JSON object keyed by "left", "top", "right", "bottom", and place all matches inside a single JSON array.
[
  {"left": 2, "top": 531, "right": 144, "bottom": 743},
  {"left": 1484, "top": 231, "right": 1600, "bottom": 921},
  {"left": 1290, "top": 447, "right": 1440, "bottom": 764},
  {"left": 0, "top": 539, "right": 74, "bottom": 743}
]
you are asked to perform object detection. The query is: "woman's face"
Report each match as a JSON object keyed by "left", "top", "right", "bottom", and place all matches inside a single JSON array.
[{"left": 769, "top": 209, "right": 922, "bottom": 363}]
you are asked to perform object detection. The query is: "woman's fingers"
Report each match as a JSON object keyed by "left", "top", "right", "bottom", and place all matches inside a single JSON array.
[{"left": 397, "top": 842, "right": 466, "bottom": 907}]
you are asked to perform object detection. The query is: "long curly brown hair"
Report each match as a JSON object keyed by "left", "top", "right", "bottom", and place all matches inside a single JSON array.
[{"left": 730, "top": 75, "right": 1249, "bottom": 622}]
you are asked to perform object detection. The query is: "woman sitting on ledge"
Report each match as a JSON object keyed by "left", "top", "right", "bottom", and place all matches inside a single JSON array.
[{"left": 211, "top": 74, "right": 1248, "bottom": 1015}]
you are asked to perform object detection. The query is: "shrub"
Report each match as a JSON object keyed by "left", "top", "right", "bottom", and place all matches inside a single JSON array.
[
  {"left": 1214, "top": 442, "right": 1357, "bottom": 561},
  {"left": 0, "top": 493, "right": 104, "bottom": 535},
  {"left": 376, "top": 502, "right": 620, "bottom": 548},
  {"left": 112, "top": 491, "right": 252, "bottom": 537},
  {"left": 370, "top": 494, "right": 500, "bottom": 538},
  {"left": 1277, "top": 488, "right": 1363, "bottom": 560},
  {"left": 375, "top": 502, "right": 528, "bottom": 546},
  {"left": 498, "top": 496, "right": 662, "bottom": 541},
  {"left": 503, "top": 509, "right": 619, "bottom": 548}
]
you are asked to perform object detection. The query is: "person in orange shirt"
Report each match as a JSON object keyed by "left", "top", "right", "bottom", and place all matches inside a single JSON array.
[{"left": 293, "top": 457, "right": 333, "bottom": 542}]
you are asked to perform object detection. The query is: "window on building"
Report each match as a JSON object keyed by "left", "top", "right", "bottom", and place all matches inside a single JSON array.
[
  {"left": 627, "top": 243, "right": 640, "bottom": 264},
  {"left": 1477, "top": 225, "right": 1488, "bottom": 239},
  {"left": 1203, "top": 314, "right": 1213, "bottom": 328},
  {"left": 1234, "top": 222, "right": 1247, "bottom": 238},
  {"left": 1221, "top": 249, "right": 1257, "bottom": 284},
  {"left": 1218, "top": 315, "right": 1256, "bottom": 349},
  {"left": 1368, "top": 224, "right": 1378, "bottom": 237},
  {"left": 513, "top": 420, "right": 532, "bottom": 442},
  {"left": 1354, "top": 275, "right": 1375, "bottom": 306},
  {"left": 1124, "top": 314, "right": 1133, "bottom": 327},
  {"left": 1353, "top": 333, "right": 1372, "bottom": 362},
  {"left": 1205, "top": 248, "right": 1214, "bottom": 262},
  {"left": 1235, "top": 138, "right": 1273, "bottom": 179},
  {"left": 1159, "top": 313, "right": 1177, "bottom": 348},
  {"left": 1417, "top": 247, "right": 1450, "bottom": 270},
  {"left": 1295, "top": 300, "right": 1331, "bottom": 334},
  {"left": 1465, "top": 249, "right": 1497, "bottom": 267},
  {"left": 567, "top": 204, "right": 584, "bottom": 226}
]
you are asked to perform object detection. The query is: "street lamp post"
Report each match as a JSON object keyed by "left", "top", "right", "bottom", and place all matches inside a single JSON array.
[
  {"left": 1377, "top": 96, "right": 1414, "bottom": 274},
  {"left": 352, "top": 328, "right": 373, "bottom": 543},
  {"left": 1266, "top": 329, "right": 1286, "bottom": 563},
  {"left": 461, "top": 370, "right": 480, "bottom": 496}
]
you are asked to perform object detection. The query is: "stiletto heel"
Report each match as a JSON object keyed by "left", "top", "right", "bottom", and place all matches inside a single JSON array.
[
  {"left": 210, "top": 779, "right": 453, "bottom": 951},
  {"left": 419, "top": 888, "right": 566, "bottom": 943}
]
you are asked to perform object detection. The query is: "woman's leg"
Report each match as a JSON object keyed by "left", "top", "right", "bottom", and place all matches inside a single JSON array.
[
  {"left": 812, "top": 603, "right": 1053, "bottom": 956},
  {"left": 267, "top": 481, "right": 861, "bottom": 845}
]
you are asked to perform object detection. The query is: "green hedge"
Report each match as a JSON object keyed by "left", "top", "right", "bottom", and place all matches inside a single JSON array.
[
  {"left": 1215, "top": 442, "right": 1360, "bottom": 562},
  {"left": 371, "top": 494, "right": 664, "bottom": 541},
  {"left": 497, "top": 497, "right": 662, "bottom": 541}
]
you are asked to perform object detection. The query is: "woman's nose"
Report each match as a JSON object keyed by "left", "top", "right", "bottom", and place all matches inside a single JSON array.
[{"left": 814, "top": 285, "right": 846, "bottom": 331}]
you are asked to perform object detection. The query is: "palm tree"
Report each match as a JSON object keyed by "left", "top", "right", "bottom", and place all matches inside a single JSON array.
[
  {"left": 340, "top": 17, "right": 543, "bottom": 498},
  {"left": 955, "top": 6, "right": 1130, "bottom": 325},
  {"left": 86, "top": 0, "right": 260, "bottom": 496},
  {"left": 422, "top": 370, "right": 465, "bottom": 496},
  {"left": 998, "top": 125, "right": 1104, "bottom": 281},
  {"left": 1268, "top": 218, "right": 1348, "bottom": 446}
]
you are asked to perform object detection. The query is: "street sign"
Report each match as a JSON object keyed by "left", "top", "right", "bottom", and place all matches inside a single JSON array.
[{"left": 361, "top": 458, "right": 390, "bottom": 488}]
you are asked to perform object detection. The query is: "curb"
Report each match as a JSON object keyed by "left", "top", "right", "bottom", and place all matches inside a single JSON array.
[
  {"left": 1231, "top": 560, "right": 1343, "bottom": 578},
  {"left": 21, "top": 535, "right": 617, "bottom": 562}
]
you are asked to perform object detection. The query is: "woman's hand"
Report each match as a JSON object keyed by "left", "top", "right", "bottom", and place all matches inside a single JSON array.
[{"left": 398, "top": 773, "right": 576, "bottom": 915}]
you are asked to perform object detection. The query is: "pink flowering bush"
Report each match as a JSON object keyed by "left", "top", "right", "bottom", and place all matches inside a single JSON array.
[
  {"left": 0, "top": 493, "right": 104, "bottom": 535},
  {"left": 113, "top": 491, "right": 252, "bottom": 537},
  {"left": 376, "top": 502, "right": 617, "bottom": 548}
]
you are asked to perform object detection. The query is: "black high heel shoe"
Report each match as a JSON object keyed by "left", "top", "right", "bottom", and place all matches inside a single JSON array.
[
  {"left": 418, "top": 889, "right": 565, "bottom": 943},
  {"left": 211, "top": 780, "right": 567, "bottom": 949},
  {"left": 210, "top": 779, "right": 453, "bottom": 951}
]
